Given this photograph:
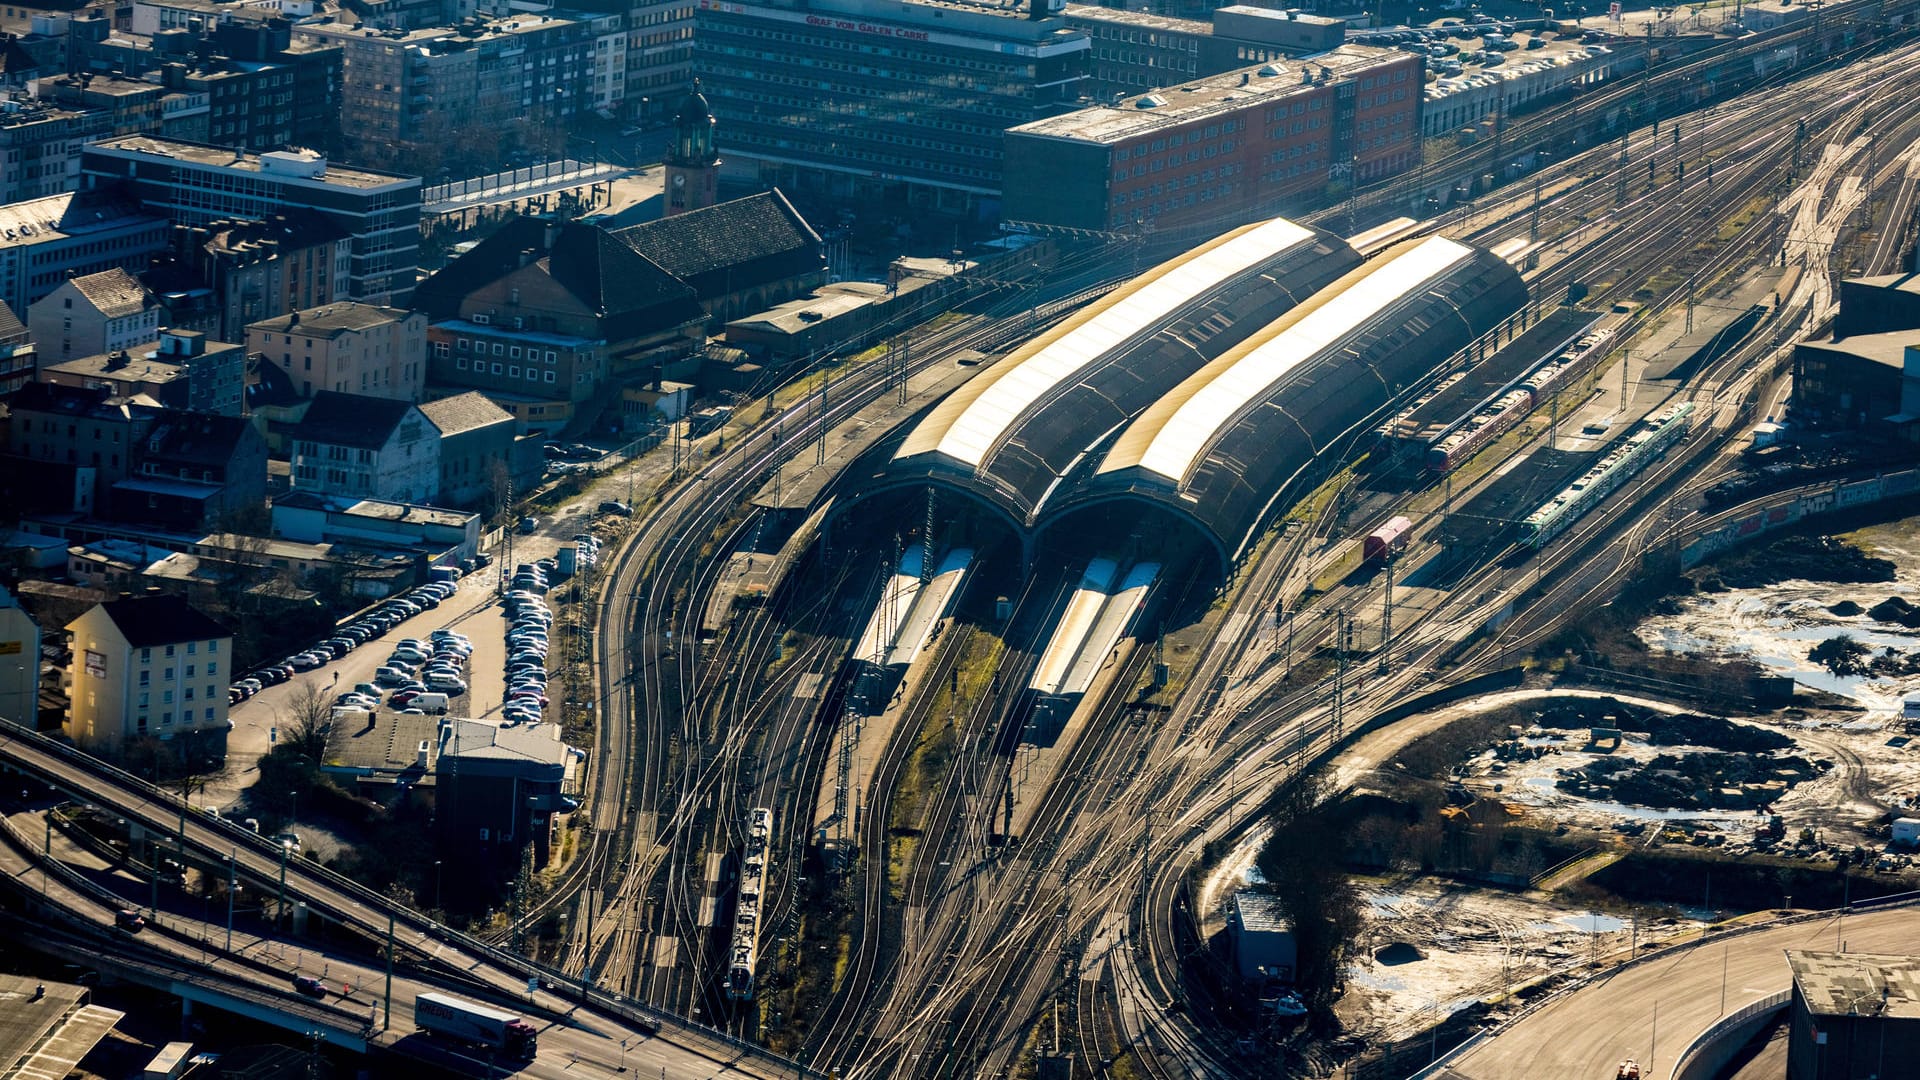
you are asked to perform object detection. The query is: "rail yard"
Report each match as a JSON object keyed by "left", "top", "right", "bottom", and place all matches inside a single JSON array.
[{"left": 10, "top": 1, "right": 1920, "bottom": 1077}]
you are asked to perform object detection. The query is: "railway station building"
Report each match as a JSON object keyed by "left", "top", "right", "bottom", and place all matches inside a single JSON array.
[{"left": 845, "top": 218, "right": 1528, "bottom": 580}]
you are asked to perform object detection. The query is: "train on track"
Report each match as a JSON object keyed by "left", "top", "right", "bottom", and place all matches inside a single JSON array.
[
  {"left": 1521, "top": 400, "right": 1695, "bottom": 548},
  {"left": 1426, "top": 326, "right": 1619, "bottom": 473},
  {"left": 725, "top": 807, "right": 775, "bottom": 1001}
]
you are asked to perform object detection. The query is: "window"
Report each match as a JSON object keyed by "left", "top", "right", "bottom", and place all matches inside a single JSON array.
[
  {"left": 184, "top": 687, "right": 195, "bottom": 701},
  {"left": 161, "top": 711, "right": 172, "bottom": 725},
  {"left": 205, "top": 707, "right": 216, "bottom": 722},
  {"left": 140, "top": 648, "right": 151, "bottom": 662},
  {"left": 434, "top": 341, "right": 450, "bottom": 359},
  {"left": 208, "top": 661, "right": 217, "bottom": 676},
  {"left": 139, "top": 670, "right": 150, "bottom": 686},
  {"left": 165, "top": 644, "right": 175, "bottom": 657},
  {"left": 187, "top": 642, "right": 196, "bottom": 655},
  {"left": 162, "top": 690, "right": 174, "bottom": 704},
  {"left": 185, "top": 664, "right": 196, "bottom": 678}
]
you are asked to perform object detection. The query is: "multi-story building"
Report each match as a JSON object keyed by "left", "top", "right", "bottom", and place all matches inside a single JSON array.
[
  {"left": 578, "top": 9, "right": 628, "bottom": 116},
  {"left": 419, "top": 391, "right": 516, "bottom": 509},
  {"left": 64, "top": 593, "right": 232, "bottom": 761},
  {"left": 624, "top": 0, "right": 694, "bottom": 121},
  {"left": 292, "top": 15, "right": 609, "bottom": 159},
  {"left": 0, "top": 190, "right": 171, "bottom": 319},
  {"left": 247, "top": 302, "right": 427, "bottom": 402},
  {"left": 288, "top": 390, "right": 440, "bottom": 503},
  {"left": 414, "top": 217, "right": 705, "bottom": 430},
  {"left": 1063, "top": 5, "right": 1347, "bottom": 101},
  {"left": 141, "top": 212, "right": 354, "bottom": 341},
  {"left": 0, "top": 97, "right": 111, "bottom": 204},
  {"left": 1002, "top": 45, "right": 1421, "bottom": 234},
  {"left": 28, "top": 268, "right": 162, "bottom": 367},
  {"left": 0, "top": 301, "right": 34, "bottom": 401},
  {"left": 40, "top": 74, "right": 168, "bottom": 136},
  {"left": 79, "top": 136, "right": 422, "bottom": 303},
  {"left": 614, "top": 189, "right": 827, "bottom": 326},
  {"left": 5, "top": 382, "right": 143, "bottom": 501},
  {"left": 38, "top": 328, "right": 249, "bottom": 417},
  {"left": 211, "top": 18, "right": 344, "bottom": 152},
  {"left": 0, "top": 584, "right": 39, "bottom": 726},
  {"left": 160, "top": 89, "right": 212, "bottom": 142},
  {"left": 110, "top": 407, "right": 267, "bottom": 529},
  {"left": 692, "top": 0, "right": 1092, "bottom": 214}
]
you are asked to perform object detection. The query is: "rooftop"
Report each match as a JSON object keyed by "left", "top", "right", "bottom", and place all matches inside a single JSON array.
[
  {"left": 323, "top": 707, "right": 443, "bottom": 775},
  {"left": 68, "top": 267, "right": 152, "bottom": 318},
  {"left": 1788, "top": 951, "right": 1920, "bottom": 1019},
  {"left": 0, "top": 976, "right": 121, "bottom": 1080},
  {"left": 1802, "top": 328, "right": 1920, "bottom": 370},
  {"left": 1010, "top": 44, "right": 1406, "bottom": 145},
  {"left": 439, "top": 715, "right": 570, "bottom": 766},
  {"left": 1062, "top": 4, "right": 1208, "bottom": 32},
  {"left": 289, "top": 391, "right": 421, "bottom": 450},
  {"left": 0, "top": 189, "right": 162, "bottom": 252},
  {"left": 1233, "top": 890, "right": 1290, "bottom": 933},
  {"left": 1845, "top": 271, "right": 1920, "bottom": 297},
  {"left": 613, "top": 189, "right": 825, "bottom": 292},
  {"left": 79, "top": 592, "right": 231, "bottom": 646},
  {"left": 249, "top": 301, "right": 414, "bottom": 338},
  {"left": 42, "top": 351, "right": 185, "bottom": 386},
  {"left": 86, "top": 136, "right": 420, "bottom": 191},
  {"left": 419, "top": 390, "right": 512, "bottom": 436}
]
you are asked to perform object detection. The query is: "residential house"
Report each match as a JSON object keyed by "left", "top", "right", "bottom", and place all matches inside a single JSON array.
[
  {"left": 27, "top": 268, "right": 162, "bottom": 367},
  {"left": 247, "top": 302, "right": 427, "bottom": 402},
  {"left": 0, "top": 584, "right": 39, "bottom": 725},
  {"left": 287, "top": 390, "right": 439, "bottom": 503},
  {"left": 143, "top": 214, "right": 354, "bottom": 342},
  {"left": 108, "top": 409, "right": 267, "bottom": 530},
  {"left": 64, "top": 592, "right": 232, "bottom": 762},
  {"left": 39, "top": 328, "right": 247, "bottom": 417},
  {"left": 0, "top": 300, "right": 34, "bottom": 400}
]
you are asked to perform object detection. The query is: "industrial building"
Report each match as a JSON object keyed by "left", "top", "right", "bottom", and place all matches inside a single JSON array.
[
  {"left": 1791, "top": 272, "right": 1920, "bottom": 438},
  {"left": 1787, "top": 950, "right": 1920, "bottom": 1080},
  {"left": 849, "top": 218, "right": 1527, "bottom": 578},
  {"left": 692, "top": 0, "right": 1091, "bottom": 216},
  {"left": 1001, "top": 45, "right": 1421, "bottom": 235}
]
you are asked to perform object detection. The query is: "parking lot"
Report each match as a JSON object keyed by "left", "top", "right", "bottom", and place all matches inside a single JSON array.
[{"left": 203, "top": 531, "right": 591, "bottom": 812}]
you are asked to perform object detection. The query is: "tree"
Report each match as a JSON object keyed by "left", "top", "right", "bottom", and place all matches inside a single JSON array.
[
  {"left": 281, "top": 678, "right": 333, "bottom": 762},
  {"left": 1253, "top": 771, "right": 1365, "bottom": 1030}
]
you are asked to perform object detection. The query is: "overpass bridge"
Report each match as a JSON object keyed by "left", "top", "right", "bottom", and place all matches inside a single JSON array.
[{"left": 0, "top": 718, "right": 814, "bottom": 1079}]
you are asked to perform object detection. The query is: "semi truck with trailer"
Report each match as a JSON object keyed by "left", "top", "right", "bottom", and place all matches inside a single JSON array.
[{"left": 413, "top": 992, "right": 538, "bottom": 1060}]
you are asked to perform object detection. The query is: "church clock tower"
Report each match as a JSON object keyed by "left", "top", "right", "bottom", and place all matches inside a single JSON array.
[{"left": 662, "top": 80, "right": 720, "bottom": 217}]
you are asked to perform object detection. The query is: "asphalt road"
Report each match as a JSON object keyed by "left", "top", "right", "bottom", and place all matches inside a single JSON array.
[{"left": 1443, "top": 905, "right": 1920, "bottom": 1080}]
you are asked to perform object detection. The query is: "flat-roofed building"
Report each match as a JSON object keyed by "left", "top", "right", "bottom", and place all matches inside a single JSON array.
[
  {"left": 1002, "top": 45, "right": 1421, "bottom": 234},
  {"left": 1064, "top": 4, "right": 1347, "bottom": 101},
  {"left": 80, "top": 136, "right": 422, "bottom": 303},
  {"left": 0, "top": 190, "right": 171, "bottom": 320},
  {"left": 692, "top": 0, "right": 1091, "bottom": 214}
]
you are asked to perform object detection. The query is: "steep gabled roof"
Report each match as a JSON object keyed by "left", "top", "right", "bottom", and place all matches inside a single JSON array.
[
  {"left": 613, "top": 190, "right": 824, "bottom": 299},
  {"left": 411, "top": 217, "right": 703, "bottom": 341},
  {"left": 134, "top": 408, "right": 256, "bottom": 466},
  {"left": 69, "top": 268, "right": 152, "bottom": 319},
  {"left": 289, "top": 390, "right": 420, "bottom": 450},
  {"left": 419, "top": 391, "right": 512, "bottom": 437},
  {"left": 86, "top": 594, "right": 231, "bottom": 647}
]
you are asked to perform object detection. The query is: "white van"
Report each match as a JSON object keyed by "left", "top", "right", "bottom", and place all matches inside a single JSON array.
[{"left": 414, "top": 692, "right": 450, "bottom": 714}]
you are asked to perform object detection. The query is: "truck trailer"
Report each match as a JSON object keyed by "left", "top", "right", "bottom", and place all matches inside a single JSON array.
[{"left": 413, "top": 992, "right": 538, "bottom": 1060}]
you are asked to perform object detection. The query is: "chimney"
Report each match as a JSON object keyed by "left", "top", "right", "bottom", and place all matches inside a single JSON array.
[
  {"left": 1027, "top": 0, "right": 1047, "bottom": 20},
  {"left": 288, "top": 310, "right": 300, "bottom": 328},
  {"left": 417, "top": 740, "right": 430, "bottom": 768}
]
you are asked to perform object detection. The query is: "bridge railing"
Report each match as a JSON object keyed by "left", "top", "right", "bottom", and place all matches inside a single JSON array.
[{"left": 1666, "top": 989, "right": 1790, "bottom": 1080}]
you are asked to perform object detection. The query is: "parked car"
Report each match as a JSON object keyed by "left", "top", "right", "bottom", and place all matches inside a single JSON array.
[{"left": 519, "top": 516, "right": 539, "bottom": 534}]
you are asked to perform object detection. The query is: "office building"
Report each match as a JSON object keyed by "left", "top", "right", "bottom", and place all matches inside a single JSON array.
[
  {"left": 64, "top": 593, "right": 232, "bottom": 762},
  {"left": 693, "top": 0, "right": 1092, "bottom": 214},
  {"left": 1064, "top": 5, "right": 1347, "bottom": 101},
  {"left": 80, "top": 136, "right": 422, "bottom": 303},
  {"left": 0, "top": 97, "right": 111, "bottom": 204},
  {"left": 0, "top": 190, "right": 171, "bottom": 320},
  {"left": 1002, "top": 45, "right": 1421, "bottom": 233},
  {"left": 0, "top": 584, "right": 39, "bottom": 726},
  {"left": 248, "top": 302, "right": 427, "bottom": 402}
]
